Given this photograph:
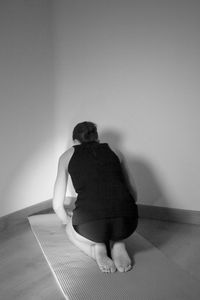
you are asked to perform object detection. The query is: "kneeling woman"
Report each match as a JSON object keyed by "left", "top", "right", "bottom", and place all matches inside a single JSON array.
[{"left": 53, "top": 122, "right": 138, "bottom": 273}]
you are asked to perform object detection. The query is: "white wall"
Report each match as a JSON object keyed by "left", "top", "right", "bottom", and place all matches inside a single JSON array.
[
  {"left": 1, "top": 0, "right": 200, "bottom": 217},
  {"left": 0, "top": 0, "right": 56, "bottom": 217},
  {"left": 53, "top": 0, "right": 200, "bottom": 211}
]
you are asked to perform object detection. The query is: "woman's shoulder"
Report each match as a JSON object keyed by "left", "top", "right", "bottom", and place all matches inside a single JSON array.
[
  {"left": 107, "top": 144, "right": 123, "bottom": 163},
  {"left": 59, "top": 147, "right": 75, "bottom": 166}
]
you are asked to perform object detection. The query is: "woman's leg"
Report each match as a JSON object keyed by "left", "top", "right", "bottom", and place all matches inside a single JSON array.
[
  {"left": 109, "top": 217, "right": 138, "bottom": 272},
  {"left": 94, "top": 243, "right": 116, "bottom": 273},
  {"left": 66, "top": 219, "right": 116, "bottom": 273},
  {"left": 66, "top": 219, "right": 96, "bottom": 259},
  {"left": 111, "top": 240, "right": 132, "bottom": 272}
]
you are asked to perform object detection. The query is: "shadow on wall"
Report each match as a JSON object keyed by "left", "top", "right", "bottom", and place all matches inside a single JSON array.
[
  {"left": 99, "top": 128, "right": 176, "bottom": 251},
  {"left": 99, "top": 128, "right": 171, "bottom": 212}
]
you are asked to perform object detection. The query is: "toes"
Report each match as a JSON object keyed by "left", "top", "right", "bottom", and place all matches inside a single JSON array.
[
  {"left": 100, "top": 266, "right": 110, "bottom": 273},
  {"left": 99, "top": 264, "right": 108, "bottom": 272},
  {"left": 117, "top": 266, "right": 125, "bottom": 272},
  {"left": 125, "top": 264, "right": 132, "bottom": 272},
  {"left": 117, "top": 264, "right": 132, "bottom": 272},
  {"left": 99, "top": 264, "right": 116, "bottom": 273},
  {"left": 100, "top": 264, "right": 133, "bottom": 273},
  {"left": 111, "top": 266, "right": 117, "bottom": 273},
  {"left": 96, "top": 256, "right": 116, "bottom": 273}
]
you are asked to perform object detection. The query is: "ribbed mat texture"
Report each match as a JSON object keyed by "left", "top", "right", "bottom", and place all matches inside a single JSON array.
[{"left": 28, "top": 214, "right": 200, "bottom": 300}]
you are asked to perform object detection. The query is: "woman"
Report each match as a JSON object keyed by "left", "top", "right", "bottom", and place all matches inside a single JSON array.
[{"left": 53, "top": 121, "right": 138, "bottom": 273}]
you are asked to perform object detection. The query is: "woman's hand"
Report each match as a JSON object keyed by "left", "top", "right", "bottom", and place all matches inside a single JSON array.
[
  {"left": 62, "top": 213, "right": 72, "bottom": 227},
  {"left": 53, "top": 148, "right": 74, "bottom": 225},
  {"left": 67, "top": 209, "right": 73, "bottom": 218}
]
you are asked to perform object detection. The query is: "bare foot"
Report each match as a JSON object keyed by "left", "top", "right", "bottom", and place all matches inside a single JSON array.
[
  {"left": 111, "top": 241, "right": 132, "bottom": 272},
  {"left": 95, "top": 243, "right": 116, "bottom": 273}
]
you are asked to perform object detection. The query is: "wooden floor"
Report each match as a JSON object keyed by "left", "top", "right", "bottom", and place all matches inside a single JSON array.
[{"left": 0, "top": 217, "right": 200, "bottom": 300}]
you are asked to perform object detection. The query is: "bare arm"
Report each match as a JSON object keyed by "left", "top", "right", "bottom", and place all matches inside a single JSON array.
[{"left": 52, "top": 148, "right": 74, "bottom": 225}]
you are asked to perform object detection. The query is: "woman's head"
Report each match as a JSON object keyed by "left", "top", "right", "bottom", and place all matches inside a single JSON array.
[{"left": 72, "top": 121, "right": 99, "bottom": 143}]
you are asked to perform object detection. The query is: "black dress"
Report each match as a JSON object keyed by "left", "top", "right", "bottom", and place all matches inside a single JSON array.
[{"left": 68, "top": 141, "right": 138, "bottom": 242}]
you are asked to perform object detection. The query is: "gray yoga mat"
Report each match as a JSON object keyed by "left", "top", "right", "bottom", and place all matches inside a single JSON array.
[{"left": 28, "top": 214, "right": 200, "bottom": 300}]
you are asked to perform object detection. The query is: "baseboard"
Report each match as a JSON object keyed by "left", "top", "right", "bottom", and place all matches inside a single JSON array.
[
  {"left": 0, "top": 201, "right": 200, "bottom": 232},
  {"left": 138, "top": 204, "right": 200, "bottom": 225},
  {"left": 0, "top": 199, "right": 53, "bottom": 232}
]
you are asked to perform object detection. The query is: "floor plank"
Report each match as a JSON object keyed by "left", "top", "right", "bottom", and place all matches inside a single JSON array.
[
  {"left": 137, "top": 218, "right": 200, "bottom": 281},
  {"left": 0, "top": 220, "right": 63, "bottom": 300}
]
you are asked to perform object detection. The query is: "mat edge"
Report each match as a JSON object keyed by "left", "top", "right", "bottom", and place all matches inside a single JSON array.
[{"left": 28, "top": 218, "right": 68, "bottom": 300}]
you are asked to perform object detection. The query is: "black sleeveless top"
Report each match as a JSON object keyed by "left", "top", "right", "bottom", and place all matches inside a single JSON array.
[{"left": 68, "top": 142, "right": 138, "bottom": 225}]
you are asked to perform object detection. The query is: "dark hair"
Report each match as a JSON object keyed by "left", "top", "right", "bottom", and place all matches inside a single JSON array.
[{"left": 72, "top": 121, "right": 99, "bottom": 143}]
